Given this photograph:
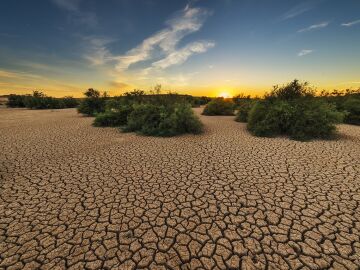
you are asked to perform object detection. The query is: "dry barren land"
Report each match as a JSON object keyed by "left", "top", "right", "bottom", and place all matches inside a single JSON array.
[{"left": 1, "top": 108, "right": 360, "bottom": 270}]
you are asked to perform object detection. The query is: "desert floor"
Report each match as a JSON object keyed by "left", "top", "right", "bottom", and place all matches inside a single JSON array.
[{"left": 0, "top": 107, "right": 359, "bottom": 270}]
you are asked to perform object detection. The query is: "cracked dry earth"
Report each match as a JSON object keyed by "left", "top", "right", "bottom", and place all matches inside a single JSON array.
[{"left": 1, "top": 108, "right": 360, "bottom": 270}]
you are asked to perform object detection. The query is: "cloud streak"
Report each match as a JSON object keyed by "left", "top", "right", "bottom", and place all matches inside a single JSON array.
[
  {"left": 84, "top": 4, "right": 215, "bottom": 80},
  {"left": 152, "top": 41, "right": 215, "bottom": 69},
  {"left": 113, "top": 5, "right": 212, "bottom": 71},
  {"left": 341, "top": 19, "right": 360, "bottom": 27},
  {"left": 298, "top": 49, "right": 313, "bottom": 57},
  {"left": 281, "top": 1, "right": 317, "bottom": 20},
  {"left": 298, "top": 22, "right": 329, "bottom": 33}
]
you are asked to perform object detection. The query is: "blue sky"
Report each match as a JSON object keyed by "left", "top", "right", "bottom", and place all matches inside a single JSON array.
[{"left": 0, "top": 0, "right": 359, "bottom": 97}]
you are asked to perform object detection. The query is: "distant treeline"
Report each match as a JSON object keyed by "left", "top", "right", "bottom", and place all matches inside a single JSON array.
[
  {"left": 5, "top": 89, "right": 211, "bottom": 111},
  {"left": 77, "top": 87, "right": 212, "bottom": 117},
  {"left": 6, "top": 91, "right": 79, "bottom": 109}
]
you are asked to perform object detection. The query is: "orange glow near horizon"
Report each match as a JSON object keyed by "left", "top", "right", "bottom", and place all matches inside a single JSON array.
[{"left": 218, "top": 91, "right": 231, "bottom": 98}]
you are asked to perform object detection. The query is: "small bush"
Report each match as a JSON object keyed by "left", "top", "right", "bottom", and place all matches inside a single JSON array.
[
  {"left": 165, "top": 103, "right": 203, "bottom": 135},
  {"left": 247, "top": 100, "right": 293, "bottom": 137},
  {"left": 6, "top": 94, "right": 27, "bottom": 107},
  {"left": 235, "top": 101, "right": 254, "bottom": 122},
  {"left": 62, "top": 96, "right": 79, "bottom": 108},
  {"left": 288, "top": 100, "right": 344, "bottom": 140},
  {"left": 202, "top": 98, "right": 234, "bottom": 116},
  {"left": 124, "top": 103, "right": 203, "bottom": 136},
  {"left": 246, "top": 80, "right": 344, "bottom": 141},
  {"left": 342, "top": 98, "right": 360, "bottom": 125},
  {"left": 78, "top": 88, "right": 107, "bottom": 116},
  {"left": 93, "top": 106, "right": 133, "bottom": 127}
]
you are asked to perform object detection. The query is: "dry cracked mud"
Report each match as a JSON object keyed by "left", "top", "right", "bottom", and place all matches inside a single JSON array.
[{"left": 0, "top": 107, "right": 360, "bottom": 270}]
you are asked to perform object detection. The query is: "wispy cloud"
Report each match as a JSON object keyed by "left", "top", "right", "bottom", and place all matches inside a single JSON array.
[
  {"left": 298, "top": 49, "right": 313, "bottom": 57},
  {"left": 152, "top": 41, "right": 215, "bottom": 69},
  {"left": 341, "top": 19, "right": 360, "bottom": 27},
  {"left": 51, "top": 0, "right": 97, "bottom": 27},
  {"left": 0, "top": 69, "right": 43, "bottom": 80},
  {"left": 298, "top": 22, "right": 329, "bottom": 33},
  {"left": 281, "top": 1, "right": 318, "bottom": 20},
  {"left": 83, "top": 37, "right": 114, "bottom": 65},
  {"left": 112, "top": 5, "right": 212, "bottom": 71},
  {"left": 84, "top": 4, "right": 214, "bottom": 76}
]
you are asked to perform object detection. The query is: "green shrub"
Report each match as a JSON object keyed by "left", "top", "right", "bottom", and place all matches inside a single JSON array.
[
  {"left": 6, "top": 94, "right": 27, "bottom": 107},
  {"left": 247, "top": 100, "right": 293, "bottom": 137},
  {"left": 235, "top": 100, "right": 254, "bottom": 122},
  {"left": 62, "top": 96, "right": 79, "bottom": 108},
  {"left": 288, "top": 100, "right": 344, "bottom": 140},
  {"left": 165, "top": 103, "right": 203, "bottom": 135},
  {"left": 124, "top": 103, "right": 203, "bottom": 136},
  {"left": 93, "top": 106, "right": 133, "bottom": 127},
  {"left": 78, "top": 88, "right": 107, "bottom": 116},
  {"left": 341, "top": 98, "right": 360, "bottom": 125},
  {"left": 246, "top": 80, "right": 344, "bottom": 141},
  {"left": 202, "top": 98, "right": 234, "bottom": 116}
]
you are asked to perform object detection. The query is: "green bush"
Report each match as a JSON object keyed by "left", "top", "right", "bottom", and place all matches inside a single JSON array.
[
  {"left": 247, "top": 100, "right": 293, "bottom": 137},
  {"left": 7, "top": 92, "right": 78, "bottom": 109},
  {"left": 342, "top": 98, "right": 360, "bottom": 125},
  {"left": 165, "top": 103, "right": 203, "bottom": 135},
  {"left": 62, "top": 96, "right": 79, "bottom": 108},
  {"left": 93, "top": 106, "right": 133, "bottom": 127},
  {"left": 202, "top": 98, "right": 234, "bottom": 116},
  {"left": 235, "top": 100, "right": 254, "bottom": 122},
  {"left": 78, "top": 88, "right": 107, "bottom": 116},
  {"left": 246, "top": 80, "right": 344, "bottom": 141},
  {"left": 124, "top": 103, "right": 203, "bottom": 136},
  {"left": 6, "top": 94, "right": 27, "bottom": 107},
  {"left": 288, "top": 99, "right": 344, "bottom": 140}
]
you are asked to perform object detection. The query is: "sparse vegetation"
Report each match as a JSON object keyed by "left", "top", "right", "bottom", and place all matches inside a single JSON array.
[
  {"left": 93, "top": 106, "right": 133, "bottom": 127},
  {"left": 202, "top": 98, "right": 234, "bottom": 116},
  {"left": 124, "top": 103, "right": 203, "bottom": 136},
  {"left": 78, "top": 88, "right": 107, "bottom": 116},
  {"left": 320, "top": 89, "right": 360, "bottom": 125},
  {"left": 93, "top": 88, "right": 204, "bottom": 136},
  {"left": 6, "top": 91, "right": 78, "bottom": 109},
  {"left": 235, "top": 100, "right": 255, "bottom": 122},
  {"left": 246, "top": 80, "right": 345, "bottom": 141}
]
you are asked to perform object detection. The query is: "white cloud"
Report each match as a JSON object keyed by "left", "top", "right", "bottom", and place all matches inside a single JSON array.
[
  {"left": 152, "top": 41, "right": 215, "bottom": 69},
  {"left": 83, "top": 4, "right": 214, "bottom": 76},
  {"left": 298, "top": 22, "right": 329, "bottom": 33},
  {"left": 341, "top": 19, "right": 360, "bottom": 27},
  {"left": 111, "top": 5, "right": 212, "bottom": 71},
  {"left": 83, "top": 37, "right": 113, "bottom": 65},
  {"left": 298, "top": 49, "right": 313, "bottom": 57}
]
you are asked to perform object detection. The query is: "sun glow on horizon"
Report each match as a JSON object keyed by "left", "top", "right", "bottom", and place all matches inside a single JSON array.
[{"left": 218, "top": 91, "right": 231, "bottom": 98}]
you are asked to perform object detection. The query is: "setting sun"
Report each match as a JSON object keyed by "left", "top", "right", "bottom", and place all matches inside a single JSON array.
[{"left": 218, "top": 92, "right": 231, "bottom": 98}]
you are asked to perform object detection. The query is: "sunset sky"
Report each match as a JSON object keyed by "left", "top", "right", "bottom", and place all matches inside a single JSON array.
[{"left": 0, "top": 0, "right": 359, "bottom": 97}]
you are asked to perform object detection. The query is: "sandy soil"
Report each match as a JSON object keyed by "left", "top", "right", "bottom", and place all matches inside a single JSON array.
[{"left": 0, "top": 107, "right": 359, "bottom": 270}]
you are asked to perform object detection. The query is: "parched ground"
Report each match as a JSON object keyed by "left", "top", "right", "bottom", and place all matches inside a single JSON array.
[{"left": 0, "top": 108, "right": 359, "bottom": 270}]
